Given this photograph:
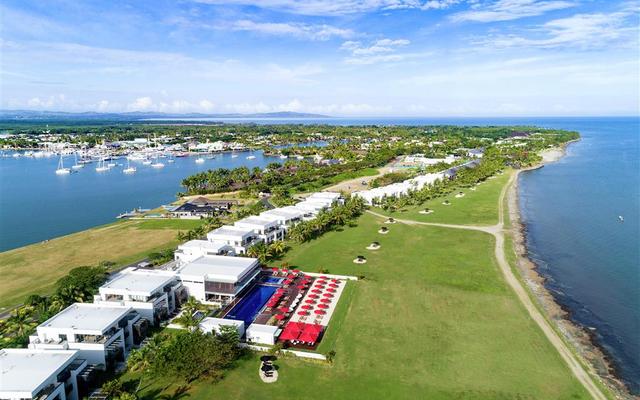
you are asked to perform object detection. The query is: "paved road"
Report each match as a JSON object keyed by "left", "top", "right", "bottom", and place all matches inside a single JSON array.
[{"left": 367, "top": 171, "right": 607, "bottom": 400}]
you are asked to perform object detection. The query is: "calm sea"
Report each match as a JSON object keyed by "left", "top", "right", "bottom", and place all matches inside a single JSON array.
[{"left": 0, "top": 116, "right": 637, "bottom": 391}]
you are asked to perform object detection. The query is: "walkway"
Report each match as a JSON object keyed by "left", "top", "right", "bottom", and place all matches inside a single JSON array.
[{"left": 367, "top": 171, "right": 607, "bottom": 400}]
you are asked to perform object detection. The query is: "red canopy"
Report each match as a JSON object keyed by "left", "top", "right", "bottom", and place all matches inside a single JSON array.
[
  {"left": 284, "top": 279, "right": 293, "bottom": 284},
  {"left": 296, "top": 285, "right": 306, "bottom": 290},
  {"left": 326, "top": 288, "right": 336, "bottom": 293},
  {"left": 278, "top": 306, "right": 289, "bottom": 313},
  {"left": 281, "top": 269, "right": 289, "bottom": 273},
  {"left": 292, "top": 269, "right": 301, "bottom": 273},
  {"left": 319, "top": 275, "right": 329, "bottom": 279},
  {"left": 322, "top": 293, "right": 333, "bottom": 298},
  {"left": 279, "top": 322, "right": 302, "bottom": 341},
  {"left": 329, "top": 283, "right": 339, "bottom": 288},
  {"left": 316, "top": 280, "right": 327, "bottom": 284},
  {"left": 301, "top": 304, "right": 313, "bottom": 310},
  {"left": 287, "top": 274, "right": 296, "bottom": 279},
  {"left": 318, "top": 303, "right": 329, "bottom": 309},
  {"left": 320, "top": 298, "right": 331, "bottom": 303},
  {"left": 308, "top": 294, "right": 319, "bottom": 299},
  {"left": 314, "top": 309, "right": 326, "bottom": 315},
  {"left": 298, "top": 323, "right": 323, "bottom": 343},
  {"left": 271, "top": 267, "right": 279, "bottom": 271},
  {"left": 331, "top": 279, "right": 340, "bottom": 283},
  {"left": 275, "top": 314, "right": 286, "bottom": 320},
  {"left": 311, "top": 289, "right": 322, "bottom": 294},
  {"left": 297, "top": 310, "right": 309, "bottom": 316},
  {"left": 305, "top": 299, "right": 316, "bottom": 304}
]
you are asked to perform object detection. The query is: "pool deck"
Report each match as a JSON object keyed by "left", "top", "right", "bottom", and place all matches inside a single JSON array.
[{"left": 288, "top": 278, "right": 345, "bottom": 327}]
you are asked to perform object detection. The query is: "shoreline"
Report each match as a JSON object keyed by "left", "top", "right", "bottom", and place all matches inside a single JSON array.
[{"left": 509, "top": 140, "right": 635, "bottom": 399}]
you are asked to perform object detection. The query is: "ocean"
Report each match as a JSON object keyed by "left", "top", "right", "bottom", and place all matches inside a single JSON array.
[{"left": 0, "top": 116, "right": 637, "bottom": 391}]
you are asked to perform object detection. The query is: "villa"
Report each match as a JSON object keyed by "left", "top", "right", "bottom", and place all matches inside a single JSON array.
[
  {"left": 175, "top": 239, "right": 235, "bottom": 264},
  {"left": 28, "top": 303, "right": 145, "bottom": 369},
  {"left": 293, "top": 200, "right": 330, "bottom": 220},
  {"left": 206, "top": 225, "right": 263, "bottom": 254},
  {"left": 0, "top": 349, "right": 88, "bottom": 400},
  {"left": 176, "top": 255, "right": 261, "bottom": 306},
  {"left": 93, "top": 267, "right": 186, "bottom": 324},
  {"left": 306, "top": 191, "right": 343, "bottom": 204},
  {"left": 198, "top": 317, "right": 245, "bottom": 337},
  {"left": 169, "top": 197, "right": 236, "bottom": 219},
  {"left": 259, "top": 206, "right": 304, "bottom": 230},
  {"left": 234, "top": 216, "right": 285, "bottom": 244}
]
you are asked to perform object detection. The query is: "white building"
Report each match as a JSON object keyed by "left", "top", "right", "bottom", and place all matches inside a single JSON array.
[
  {"left": 206, "top": 226, "right": 262, "bottom": 254},
  {"left": 0, "top": 349, "right": 87, "bottom": 400},
  {"left": 259, "top": 206, "right": 303, "bottom": 231},
  {"left": 29, "top": 303, "right": 143, "bottom": 369},
  {"left": 94, "top": 267, "right": 185, "bottom": 324},
  {"left": 307, "top": 191, "right": 343, "bottom": 204},
  {"left": 234, "top": 216, "right": 285, "bottom": 244},
  {"left": 175, "top": 240, "right": 235, "bottom": 264},
  {"left": 293, "top": 200, "right": 330, "bottom": 220},
  {"left": 245, "top": 324, "right": 279, "bottom": 345},
  {"left": 198, "top": 317, "right": 245, "bottom": 337},
  {"left": 177, "top": 255, "right": 261, "bottom": 306}
]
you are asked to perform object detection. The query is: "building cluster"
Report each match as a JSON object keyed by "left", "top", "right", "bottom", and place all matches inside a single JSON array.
[
  {"left": 353, "top": 173, "right": 445, "bottom": 205},
  {"left": 0, "top": 191, "right": 343, "bottom": 400}
]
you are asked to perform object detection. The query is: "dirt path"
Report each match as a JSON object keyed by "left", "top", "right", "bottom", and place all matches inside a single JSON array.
[
  {"left": 322, "top": 165, "right": 394, "bottom": 194},
  {"left": 366, "top": 171, "right": 607, "bottom": 400}
]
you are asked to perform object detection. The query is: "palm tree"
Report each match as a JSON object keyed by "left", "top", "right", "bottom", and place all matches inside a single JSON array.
[
  {"left": 268, "top": 241, "right": 286, "bottom": 256},
  {"left": 6, "top": 308, "right": 36, "bottom": 338}
]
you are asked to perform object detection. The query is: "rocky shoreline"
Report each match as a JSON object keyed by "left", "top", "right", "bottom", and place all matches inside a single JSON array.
[{"left": 508, "top": 141, "right": 635, "bottom": 399}]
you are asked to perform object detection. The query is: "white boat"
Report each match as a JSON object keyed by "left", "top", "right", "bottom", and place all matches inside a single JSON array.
[
  {"left": 142, "top": 159, "right": 152, "bottom": 165},
  {"left": 279, "top": 154, "right": 288, "bottom": 159},
  {"left": 95, "top": 158, "right": 109, "bottom": 172},
  {"left": 619, "top": 215, "right": 624, "bottom": 222},
  {"left": 150, "top": 133, "right": 165, "bottom": 168},
  {"left": 195, "top": 157, "right": 205, "bottom": 164},
  {"left": 151, "top": 161, "right": 165, "bottom": 168},
  {"left": 55, "top": 155, "right": 71, "bottom": 175},
  {"left": 246, "top": 155, "right": 256, "bottom": 160},
  {"left": 71, "top": 153, "right": 84, "bottom": 170},
  {"left": 123, "top": 158, "right": 136, "bottom": 174},
  {"left": 107, "top": 162, "right": 116, "bottom": 167},
  {"left": 167, "top": 157, "right": 175, "bottom": 163},
  {"left": 231, "top": 154, "right": 239, "bottom": 158}
]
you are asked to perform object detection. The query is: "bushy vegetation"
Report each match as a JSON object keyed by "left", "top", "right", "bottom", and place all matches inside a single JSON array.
[{"left": 288, "top": 196, "right": 367, "bottom": 243}]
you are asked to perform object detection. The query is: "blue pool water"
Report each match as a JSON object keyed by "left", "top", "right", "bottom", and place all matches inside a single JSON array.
[
  {"left": 263, "top": 276, "right": 283, "bottom": 284},
  {"left": 224, "top": 285, "right": 277, "bottom": 326}
]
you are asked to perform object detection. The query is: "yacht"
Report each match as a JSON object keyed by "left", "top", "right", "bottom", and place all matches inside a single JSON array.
[
  {"left": 71, "top": 153, "right": 84, "bottom": 170},
  {"left": 95, "top": 158, "right": 109, "bottom": 172},
  {"left": 195, "top": 157, "right": 205, "bottom": 164},
  {"left": 231, "top": 153, "right": 239, "bottom": 158},
  {"left": 246, "top": 155, "right": 256, "bottom": 160},
  {"left": 279, "top": 154, "right": 288, "bottom": 159},
  {"left": 123, "top": 158, "right": 137, "bottom": 174},
  {"left": 142, "top": 159, "right": 152, "bottom": 165},
  {"left": 55, "top": 155, "right": 71, "bottom": 175}
]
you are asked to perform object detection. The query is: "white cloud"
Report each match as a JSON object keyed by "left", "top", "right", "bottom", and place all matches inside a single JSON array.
[
  {"left": 478, "top": 9, "right": 640, "bottom": 49},
  {"left": 340, "top": 38, "right": 422, "bottom": 64},
  {"left": 127, "top": 96, "right": 154, "bottom": 111},
  {"left": 452, "top": 0, "right": 575, "bottom": 22},
  {"left": 192, "top": 0, "right": 458, "bottom": 16},
  {"left": 228, "top": 20, "right": 354, "bottom": 40}
]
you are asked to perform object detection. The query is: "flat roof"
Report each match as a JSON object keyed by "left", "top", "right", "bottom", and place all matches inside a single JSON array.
[
  {"left": 308, "top": 192, "right": 341, "bottom": 199},
  {"left": 247, "top": 323, "right": 278, "bottom": 334},
  {"left": 0, "top": 349, "right": 78, "bottom": 397},
  {"left": 39, "top": 303, "right": 132, "bottom": 333},
  {"left": 199, "top": 317, "right": 244, "bottom": 334},
  {"left": 235, "top": 216, "right": 278, "bottom": 227},
  {"left": 208, "top": 225, "right": 254, "bottom": 238},
  {"left": 100, "top": 268, "right": 176, "bottom": 296},
  {"left": 177, "top": 255, "right": 258, "bottom": 283},
  {"left": 261, "top": 207, "right": 303, "bottom": 219},
  {"left": 179, "top": 240, "right": 230, "bottom": 251}
]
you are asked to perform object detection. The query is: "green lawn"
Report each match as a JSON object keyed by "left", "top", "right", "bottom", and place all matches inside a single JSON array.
[
  {"left": 0, "top": 219, "right": 198, "bottom": 310},
  {"left": 386, "top": 170, "right": 512, "bottom": 226},
  {"left": 126, "top": 212, "right": 589, "bottom": 400}
]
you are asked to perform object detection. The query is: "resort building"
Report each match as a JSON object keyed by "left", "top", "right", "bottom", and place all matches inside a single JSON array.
[
  {"left": 175, "top": 239, "right": 235, "bottom": 264},
  {"left": 206, "top": 225, "right": 263, "bottom": 254},
  {"left": 246, "top": 324, "right": 279, "bottom": 345},
  {"left": 198, "top": 317, "right": 245, "bottom": 337},
  {"left": 0, "top": 349, "right": 88, "bottom": 400},
  {"left": 176, "top": 255, "right": 261, "bottom": 306},
  {"left": 93, "top": 267, "right": 186, "bottom": 324},
  {"left": 306, "top": 191, "right": 343, "bottom": 205},
  {"left": 259, "top": 206, "right": 304, "bottom": 230},
  {"left": 354, "top": 172, "right": 445, "bottom": 205},
  {"left": 168, "top": 197, "right": 236, "bottom": 219},
  {"left": 233, "top": 216, "right": 285, "bottom": 244},
  {"left": 28, "top": 303, "right": 144, "bottom": 369},
  {"left": 293, "top": 200, "right": 330, "bottom": 220}
]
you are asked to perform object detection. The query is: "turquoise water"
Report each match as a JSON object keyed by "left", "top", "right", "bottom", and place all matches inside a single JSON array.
[
  {"left": 0, "top": 116, "right": 637, "bottom": 391},
  {"left": 0, "top": 150, "right": 280, "bottom": 251}
]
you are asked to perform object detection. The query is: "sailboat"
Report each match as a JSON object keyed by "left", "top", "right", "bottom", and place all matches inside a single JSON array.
[
  {"left": 167, "top": 153, "right": 175, "bottom": 163},
  {"left": 55, "top": 155, "right": 71, "bottom": 175},
  {"left": 195, "top": 157, "right": 205, "bottom": 164},
  {"left": 95, "top": 157, "right": 109, "bottom": 172},
  {"left": 123, "top": 158, "right": 136, "bottom": 174},
  {"left": 71, "top": 153, "right": 84, "bottom": 170},
  {"left": 150, "top": 134, "right": 165, "bottom": 168}
]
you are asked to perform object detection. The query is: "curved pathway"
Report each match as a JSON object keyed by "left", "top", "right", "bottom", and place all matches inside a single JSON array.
[{"left": 367, "top": 171, "right": 607, "bottom": 400}]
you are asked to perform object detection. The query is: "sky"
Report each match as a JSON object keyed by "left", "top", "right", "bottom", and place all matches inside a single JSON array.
[{"left": 1, "top": 0, "right": 638, "bottom": 116}]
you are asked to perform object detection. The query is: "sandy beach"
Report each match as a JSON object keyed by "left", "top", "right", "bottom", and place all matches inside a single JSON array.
[{"left": 508, "top": 141, "right": 635, "bottom": 399}]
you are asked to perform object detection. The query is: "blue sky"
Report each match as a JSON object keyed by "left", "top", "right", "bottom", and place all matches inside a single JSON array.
[{"left": 1, "top": 0, "right": 638, "bottom": 116}]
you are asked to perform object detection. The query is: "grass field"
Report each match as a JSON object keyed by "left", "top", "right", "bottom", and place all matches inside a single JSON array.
[
  {"left": 0, "top": 218, "right": 199, "bottom": 310},
  {"left": 125, "top": 212, "right": 589, "bottom": 400},
  {"left": 386, "top": 170, "right": 513, "bottom": 226}
]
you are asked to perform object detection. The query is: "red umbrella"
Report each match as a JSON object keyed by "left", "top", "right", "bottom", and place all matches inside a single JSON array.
[
  {"left": 329, "top": 283, "right": 339, "bottom": 288},
  {"left": 320, "top": 298, "right": 331, "bottom": 303},
  {"left": 305, "top": 299, "right": 316, "bottom": 304},
  {"left": 331, "top": 279, "right": 340, "bottom": 283},
  {"left": 308, "top": 294, "right": 319, "bottom": 299},
  {"left": 275, "top": 289, "right": 285, "bottom": 293},
  {"left": 311, "top": 289, "right": 322, "bottom": 294},
  {"left": 314, "top": 309, "right": 326, "bottom": 315},
  {"left": 292, "top": 269, "right": 301, "bottom": 274},
  {"left": 281, "top": 269, "right": 289, "bottom": 273},
  {"left": 319, "top": 275, "right": 329, "bottom": 279},
  {"left": 301, "top": 305, "right": 313, "bottom": 310},
  {"left": 287, "top": 274, "right": 296, "bottom": 279},
  {"left": 271, "top": 267, "right": 279, "bottom": 272},
  {"left": 322, "top": 293, "right": 333, "bottom": 298},
  {"left": 275, "top": 314, "right": 286, "bottom": 320},
  {"left": 316, "top": 279, "right": 327, "bottom": 284},
  {"left": 314, "top": 285, "right": 325, "bottom": 289},
  {"left": 297, "top": 285, "right": 306, "bottom": 290},
  {"left": 318, "top": 303, "right": 329, "bottom": 309},
  {"left": 326, "top": 288, "right": 336, "bottom": 293},
  {"left": 297, "top": 310, "right": 309, "bottom": 316},
  {"left": 278, "top": 306, "right": 289, "bottom": 313}
]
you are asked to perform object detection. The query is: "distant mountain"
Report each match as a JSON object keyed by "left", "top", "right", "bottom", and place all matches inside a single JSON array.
[{"left": 0, "top": 110, "right": 331, "bottom": 121}]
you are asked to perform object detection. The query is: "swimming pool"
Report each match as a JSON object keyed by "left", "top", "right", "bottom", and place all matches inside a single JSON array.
[
  {"left": 263, "top": 276, "right": 283, "bottom": 284},
  {"left": 224, "top": 285, "right": 277, "bottom": 326}
]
